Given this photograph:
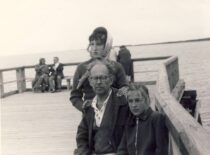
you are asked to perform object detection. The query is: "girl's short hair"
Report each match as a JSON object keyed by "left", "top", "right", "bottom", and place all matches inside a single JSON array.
[
  {"left": 127, "top": 83, "right": 150, "bottom": 104},
  {"left": 39, "top": 58, "right": 45, "bottom": 65},
  {"left": 89, "top": 27, "right": 107, "bottom": 45}
]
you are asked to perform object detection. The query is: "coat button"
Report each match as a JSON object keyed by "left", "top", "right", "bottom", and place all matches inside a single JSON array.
[{"left": 109, "top": 140, "right": 112, "bottom": 145}]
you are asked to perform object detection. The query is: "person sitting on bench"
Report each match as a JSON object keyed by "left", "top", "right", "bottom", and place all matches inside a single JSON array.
[
  {"left": 49, "top": 57, "right": 64, "bottom": 92},
  {"left": 32, "top": 58, "right": 49, "bottom": 92}
]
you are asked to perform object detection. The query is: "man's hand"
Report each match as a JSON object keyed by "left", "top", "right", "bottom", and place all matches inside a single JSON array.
[
  {"left": 82, "top": 99, "right": 92, "bottom": 109},
  {"left": 117, "top": 86, "right": 128, "bottom": 97}
]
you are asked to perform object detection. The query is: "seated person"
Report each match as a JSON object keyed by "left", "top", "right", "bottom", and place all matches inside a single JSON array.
[
  {"left": 32, "top": 58, "right": 49, "bottom": 92},
  {"left": 70, "top": 27, "right": 129, "bottom": 112},
  {"left": 117, "top": 84, "right": 169, "bottom": 155},
  {"left": 75, "top": 61, "right": 129, "bottom": 155},
  {"left": 49, "top": 57, "right": 64, "bottom": 92}
]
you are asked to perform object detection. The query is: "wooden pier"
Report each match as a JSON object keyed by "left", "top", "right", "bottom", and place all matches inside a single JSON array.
[
  {"left": 1, "top": 91, "right": 80, "bottom": 155},
  {"left": 1, "top": 56, "right": 210, "bottom": 155}
]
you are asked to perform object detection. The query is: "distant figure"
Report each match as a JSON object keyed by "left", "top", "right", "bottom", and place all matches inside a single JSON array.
[
  {"left": 49, "top": 57, "right": 64, "bottom": 92},
  {"left": 117, "top": 46, "right": 132, "bottom": 82},
  {"left": 75, "top": 61, "right": 129, "bottom": 155},
  {"left": 107, "top": 47, "right": 119, "bottom": 61},
  {"left": 70, "top": 27, "right": 128, "bottom": 112},
  {"left": 117, "top": 84, "right": 169, "bottom": 155},
  {"left": 32, "top": 58, "right": 49, "bottom": 92}
]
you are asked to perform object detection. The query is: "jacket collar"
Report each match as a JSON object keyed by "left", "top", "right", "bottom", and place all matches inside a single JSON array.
[
  {"left": 127, "top": 108, "right": 153, "bottom": 125},
  {"left": 137, "top": 107, "right": 153, "bottom": 121}
]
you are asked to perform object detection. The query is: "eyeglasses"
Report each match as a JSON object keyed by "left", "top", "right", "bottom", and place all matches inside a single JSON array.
[{"left": 89, "top": 75, "right": 109, "bottom": 82}]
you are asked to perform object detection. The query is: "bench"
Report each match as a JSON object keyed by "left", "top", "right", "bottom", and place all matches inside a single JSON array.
[
  {"left": 63, "top": 76, "right": 72, "bottom": 90},
  {"left": 26, "top": 76, "right": 73, "bottom": 91}
]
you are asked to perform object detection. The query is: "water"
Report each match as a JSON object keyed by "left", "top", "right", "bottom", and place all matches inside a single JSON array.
[{"left": 0, "top": 49, "right": 90, "bottom": 69}]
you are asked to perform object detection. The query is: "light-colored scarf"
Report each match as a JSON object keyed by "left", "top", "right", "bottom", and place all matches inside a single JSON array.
[{"left": 76, "top": 31, "right": 113, "bottom": 89}]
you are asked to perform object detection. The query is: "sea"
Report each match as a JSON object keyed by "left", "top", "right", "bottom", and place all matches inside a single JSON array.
[{"left": 1, "top": 40, "right": 210, "bottom": 107}]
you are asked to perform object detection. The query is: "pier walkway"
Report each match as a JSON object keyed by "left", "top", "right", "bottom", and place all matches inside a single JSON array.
[{"left": 1, "top": 91, "right": 80, "bottom": 155}]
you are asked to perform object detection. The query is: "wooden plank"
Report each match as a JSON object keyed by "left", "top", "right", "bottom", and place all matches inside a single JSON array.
[
  {"left": 16, "top": 68, "right": 26, "bottom": 93},
  {"left": 194, "top": 100, "right": 201, "bottom": 122},
  {"left": 164, "top": 56, "right": 179, "bottom": 91},
  {"left": 1, "top": 90, "right": 19, "bottom": 98},
  {"left": 132, "top": 56, "right": 171, "bottom": 62},
  {"left": 0, "top": 71, "right": 4, "bottom": 98},
  {"left": 171, "top": 79, "right": 185, "bottom": 101},
  {"left": 134, "top": 81, "right": 156, "bottom": 85}
]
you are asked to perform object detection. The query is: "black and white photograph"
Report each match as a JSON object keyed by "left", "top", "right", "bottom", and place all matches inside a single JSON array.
[{"left": 1, "top": 0, "right": 210, "bottom": 154}]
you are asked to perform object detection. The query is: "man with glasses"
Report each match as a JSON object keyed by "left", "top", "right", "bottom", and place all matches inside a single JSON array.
[
  {"left": 70, "top": 27, "right": 128, "bottom": 112},
  {"left": 75, "top": 61, "right": 129, "bottom": 155}
]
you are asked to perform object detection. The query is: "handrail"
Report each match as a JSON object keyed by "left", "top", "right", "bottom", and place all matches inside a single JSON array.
[
  {"left": 0, "top": 56, "right": 168, "bottom": 84},
  {"left": 0, "top": 62, "right": 81, "bottom": 72},
  {"left": 132, "top": 56, "right": 171, "bottom": 62},
  {"left": 0, "top": 56, "right": 171, "bottom": 72},
  {"left": 155, "top": 56, "right": 210, "bottom": 155}
]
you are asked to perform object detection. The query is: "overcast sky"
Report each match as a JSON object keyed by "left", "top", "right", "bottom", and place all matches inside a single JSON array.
[{"left": 0, "top": 0, "right": 210, "bottom": 56}]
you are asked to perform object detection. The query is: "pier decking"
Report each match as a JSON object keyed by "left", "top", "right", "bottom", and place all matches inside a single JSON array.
[{"left": 1, "top": 91, "right": 80, "bottom": 155}]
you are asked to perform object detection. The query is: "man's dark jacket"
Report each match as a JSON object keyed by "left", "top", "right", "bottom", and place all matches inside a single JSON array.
[
  {"left": 49, "top": 63, "right": 64, "bottom": 78},
  {"left": 76, "top": 88, "right": 129, "bottom": 155}
]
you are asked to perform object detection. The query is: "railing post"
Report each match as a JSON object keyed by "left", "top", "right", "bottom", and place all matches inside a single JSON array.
[
  {"left": 16, "top": 67, "right": 26, "bottom": 93},
  {"left": 0, "top": 71, "right": 4, "bottom": 98},
  {"left": 165, "top": 57, "right": 179, "bottom": 91},
  {"left": 131, "top": 60, "right": 134, "bottom": 82}
]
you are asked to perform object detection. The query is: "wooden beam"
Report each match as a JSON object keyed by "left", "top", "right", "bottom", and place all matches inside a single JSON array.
[
  {"left": 155, "top": 56, "right": 210, "bottom": 155},
  {"left": 0, "top": 71, "right": 4, "bottom": 98},
  {"left": 132, "top": 56, "right": 171, "bottom": 62},
  {"left": 171, "top": 79, "right": 185, "bottom": 102},
  {"left": 164, "top": 56, "right": 179, "bottom": 91},
  {"left": 134, "top": 81, "right": 156, "bottom": 85},
  {"left": 1, "top": 90, "right": 19, "bottom": 98},
  {"left": 16, "top": 68, "right": 26, "bottom": 93}
]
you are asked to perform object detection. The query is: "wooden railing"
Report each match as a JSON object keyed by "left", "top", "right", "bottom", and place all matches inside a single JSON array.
[
  {"left": 0, "top": 56, "right": 168, "bottom": 98},
  {"left": 0, "top": 62, "right": 81, "bottom": 98},
  {"left": 154, "top": 56, "right": 210, "bottom": 155}
]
